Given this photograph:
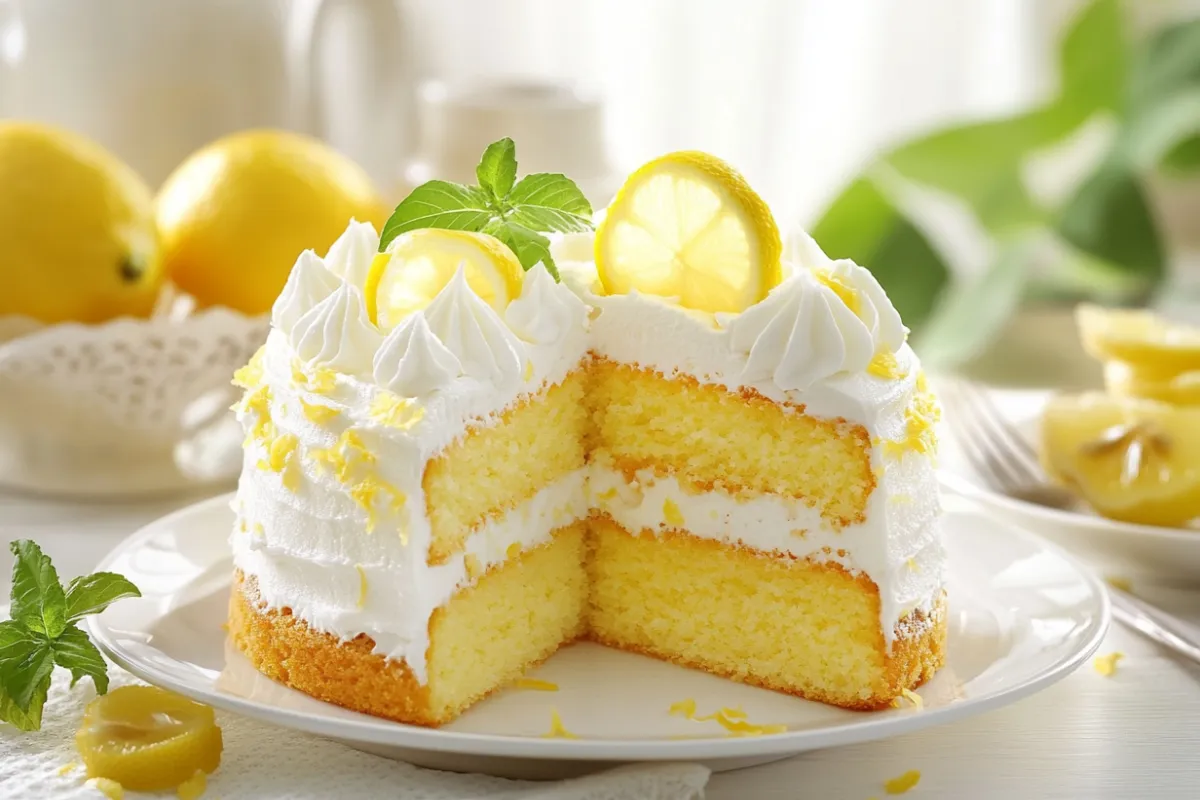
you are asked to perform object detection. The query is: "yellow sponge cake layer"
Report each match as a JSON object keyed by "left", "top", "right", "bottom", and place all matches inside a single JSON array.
[
  {"left": 229, "top": 522, "right": 589, "bottom": 726},
  {"left": 586, "top": 516, "right": 945, "bottom": 709},
  {"left": 589, "top": 359, "right": 875, "bottom": 527},
  {"left": 424, "top": 370, "right": 588, "bottom": 564}
]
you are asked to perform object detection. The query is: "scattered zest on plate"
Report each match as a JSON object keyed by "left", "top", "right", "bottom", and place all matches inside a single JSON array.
[
  {"left": 0, "top": 540, "right": 140, "bottom": 731},
  {"left": 884, "top": 769, "right": 922, "bottom": 795},
  {"left": 1094, "top": 652, "right": 1124, "bottom": 677},
  {"left": 667, "top": 699, "right": 786, "bottom": 737}
]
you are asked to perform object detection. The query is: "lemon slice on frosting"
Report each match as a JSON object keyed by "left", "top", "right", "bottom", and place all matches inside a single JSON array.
[
  {"left": 595, "top": 151, "right": 782, "bottom": 314},
  {"left": 365, "top": 229, "right": 524, "bottom": 329}
]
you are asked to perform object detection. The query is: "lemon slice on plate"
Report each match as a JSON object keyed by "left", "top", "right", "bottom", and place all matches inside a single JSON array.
[
  {"left": 595, "top": 151, "right": 782, "bottom": 314},
  {"left": 1077, "top": 304, "right": 1200, "bottom": 374},
  {"left": 1041, "top": 393, "right": 1200, "bottom": 527},
  {"left": 1104, "top": 361, "right": 1200, "bottom": 406},
  {"left": 76, "top": 685, "right": 222, "bottom": 792},
  {"left": 365, "top": 229, "right": 525, "bottom": 329}
]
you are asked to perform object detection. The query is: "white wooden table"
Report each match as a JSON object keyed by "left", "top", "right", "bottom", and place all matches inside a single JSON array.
[{"left": 3, "top": 488, "right": 1199, "bottom": 800}]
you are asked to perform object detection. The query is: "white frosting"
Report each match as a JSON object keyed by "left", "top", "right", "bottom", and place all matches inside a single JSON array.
[
  {"left": 424, "top": 266, "right": 524, "bottom": 384},
  {"left": 372, "top": 312, "right": 463, "bottom": 397},
  {"left": 725, "top": 271, "right": 876, "bottom": 391},
  {"left": 323, "top": 219, "right": 379, "bottom": 288},
  {"left": 289, "top": 283, "right": 382, "bottom": 377},
  {"left": 271, "top": 250, "right": 341, "bottom": 334},
  {"left": 233, "top": 220, "right": 944, "bottom": 685}
]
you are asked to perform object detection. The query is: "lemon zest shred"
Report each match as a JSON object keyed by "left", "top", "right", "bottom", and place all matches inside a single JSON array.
[
  {"left": 541, "top": 708, "right": 578, "bottom": 739},
  {"left": 86, "top": 778, "right": 124, "bottom": 800},
  {"left": 892, "top": 688, "right": 923, "bottom": 709},
  {"left": 1106, "top": 576, "right": 1133, "bottom": 592},
  {"left": 668, "top": 698, "right": 697, "bottom": 718},
  {"left": 514, "top": 678, "right": 559, "bottom": 692},
  {"left": 1094, "top": 651, "right": 1124, "bottom": 677},
  {"left": 662, "top": 498, "right": 685, "bottom": 527},
  {"left": 867, "top": 350, "right": 907, "bottom": 380},
  {"left": 299, "top": 398, "right": 340, "bottom": 425},
  {"left": 355, "top": 564, "right": 368, "bottom": 609},
  {"left": 523, "top": 360, "right": 534, "bottom": 382},
  {"left": 57, "top": 761, "right": 78, "bottom": 777},
  {"left": 231, "top": 346, "right": 266, "bottom": 389},
  {"left": 884, "top": 770, "right": 921, "bottom": 794},
  {"left": 370, "top": 392, "right": 425, "bottom": 430},
  {"left": 176, "top": 769, "right": 207, "bottom": 800}
]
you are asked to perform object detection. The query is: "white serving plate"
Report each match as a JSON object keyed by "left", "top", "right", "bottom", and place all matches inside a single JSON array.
[
  {"left": 87, "top": 493, "right": 1108, "bottom": 780},
  {"left": 940, "top": 388, "right": 1200, "bottom": 582}
]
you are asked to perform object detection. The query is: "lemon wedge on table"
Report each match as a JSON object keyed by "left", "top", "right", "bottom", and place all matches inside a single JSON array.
[
  {"left": 1076, "top": 304, "right": 1200, "bottom": 374},
  {"left": 1041, "top": 393, "right": 1200, "bottom": 527},
  {"left": 365, "top": 229, "right": 525, "bottom": 329},
  {"left": 75, "top": 685, "right": 222, "bottom": 792},
  {"left": 595, "top": 151, "right": 782, "bottom": 314}
]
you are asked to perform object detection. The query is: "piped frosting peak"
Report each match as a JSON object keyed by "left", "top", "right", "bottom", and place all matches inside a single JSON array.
[
  {"left": 373, "top": 312, "right": 463, "bottom": 397},
  {"left": 289, "top": 282, "right": 382, "bottom": 377},
  {"left": 424, "top": 265, "right": 523, "bottom": 383},
  {"left": 505, "top": 262, "right": 588, "bottom": 345},
  {"left": 725, "top": 270, "right": 876, "bottom": 391},
  {"left": 272, "top": 250, "right": 341, "bottom": 334},
  {"left": 324, "top": 219, "right": 380, "bottom": 288}
]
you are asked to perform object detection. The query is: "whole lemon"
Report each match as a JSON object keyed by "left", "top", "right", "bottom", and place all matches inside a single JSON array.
[
  {"left": 156, "top": 130, "right": 388, "bottom": 315},
  {"left": 0, "top": 122, "right": 162, "bottom": 324}
]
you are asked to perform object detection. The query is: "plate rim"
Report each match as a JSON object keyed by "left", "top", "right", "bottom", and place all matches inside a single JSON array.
[
  {"left": 939, "top": 470, "right": 1200, "bottom": 543},
  {"left": 87, "top": 492, "right": 1111, "bottom": 762}
]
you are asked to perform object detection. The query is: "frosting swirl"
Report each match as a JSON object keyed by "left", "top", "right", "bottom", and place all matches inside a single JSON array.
[
  {"left": 505, "top": 262, "right": 587, "bottom": 345},
  {"left": 324, "top": 219, "right": 380, "bottom": 288},
  {"left": 289, "top": 283, "right": 382, "bottom": 377},
  {"left": 725, "top": 270, "right": 875, "bottom": 391},
  {"left": 271, "top": 250, "right": 341, "bottom": 334},
  {"left": 372, "top": 312, "right": 463, "bottom": 396},
  {"left": 425, "top": 265, "right": 523, "bottom": 383},
  {"left": 789, "top": 231, "right": 906, "bottom": 354}
]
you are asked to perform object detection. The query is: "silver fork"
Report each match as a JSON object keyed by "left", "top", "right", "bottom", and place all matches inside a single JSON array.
[
  {"left": 937, "top": 378, "right": 1077, "bottom": 511},
  {"left": 939, "top": 377, "right": 1200, "bottom": 667}
]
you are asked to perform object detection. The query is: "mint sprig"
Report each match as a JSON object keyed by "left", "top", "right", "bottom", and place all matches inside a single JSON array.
[
  {"left": 0, "top": 540, "right": 139, "bottom": 731},
  {"left": 379, "top": 137, "right": 594, "bottom": 278}
]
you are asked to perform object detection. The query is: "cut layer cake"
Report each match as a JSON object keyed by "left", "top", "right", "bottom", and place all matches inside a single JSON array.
[{"left": 228, "top": 146, "right": 946, "bottom": 727}]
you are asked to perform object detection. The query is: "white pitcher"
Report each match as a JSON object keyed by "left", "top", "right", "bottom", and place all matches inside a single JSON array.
[{"left": 0, "top": 0, "right": 410, "bottom": 187}]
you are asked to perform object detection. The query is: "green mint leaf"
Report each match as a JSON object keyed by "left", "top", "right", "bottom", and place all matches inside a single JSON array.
[
  {"left": 476, "top": 138, "right": 518, "bottom": 201},
  {"left": 0, "top": 623, "right": 54, "bottom": 713},
  {"left": 65, "top": 572, "right": 141, "bottom": 623},
  {"left": 0, "top": 678, "right": 48, "bottom": 731},
  {"left": 52, "top": 624, "right": 108, "bottom": 695},
  {"left": 484, "top": 220, "right": 558, "bottom": 278},
  {"left": 9, "top": 540, "right": 67, "bottom": 638},
  {"left": 507, "top": 173, "right": 594, "bottom": 233},
  {"left": 379, "top": 182, "right": 493, "bottom": 251}
]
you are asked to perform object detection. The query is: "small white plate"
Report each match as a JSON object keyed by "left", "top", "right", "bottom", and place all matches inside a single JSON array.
[
  {"left": 940, "top": 388, "right": 1200, "bottom": 582},
  {"left": 87, "top": 493, "right": 1108, "bottom": 780}
]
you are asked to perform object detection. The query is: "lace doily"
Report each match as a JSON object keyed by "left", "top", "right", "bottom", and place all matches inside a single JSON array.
[
  {"left": 0, "top": 667, "right": 710, "bottom": 800},
  {"left": 0, "top": 308, "right": 268, "bottom": 497}
]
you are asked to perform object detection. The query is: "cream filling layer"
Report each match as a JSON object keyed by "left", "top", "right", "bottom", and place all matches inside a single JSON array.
[{"left": 232, "top": 467, "right": 588, "bottom": 683}]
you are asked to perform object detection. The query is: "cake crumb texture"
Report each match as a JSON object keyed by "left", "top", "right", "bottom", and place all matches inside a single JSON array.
[
  {"left": 424, "top": 370, "right": 588, "bottom": 564},
  {"left": 589, "top": 359, "right": 875, "bottom": 527}
]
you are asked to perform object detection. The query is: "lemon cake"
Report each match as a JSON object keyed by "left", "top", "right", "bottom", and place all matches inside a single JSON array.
[{"left": 228, "top": 149, "right": 946, "bottom": 727}]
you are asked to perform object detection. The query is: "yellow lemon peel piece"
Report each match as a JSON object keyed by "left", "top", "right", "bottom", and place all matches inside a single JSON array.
[
  {"left": 370, "top": 393, "right": 425, "bottom": 429},
  {"left": 892, "top": 688, "right": 924, "bottom": 709},
  {"left": 58, "top": 761, "right": 79, "bottom": 777},
  {"left": 884, "top": 770, "right": 921, "bottom": 794},
  {"left": 1094, "top": 652, "right": 1124, "bottom": 677},
  {"left": 867, "top": 350, "right": 907, "bottom": 380},
  {"left": 86, "top": 778, "right": 124, "bottom": 800},
  {"left": 299, "top": 398, "right": 340, "bottom": 425},
  {"left": 669, "top": 698, "right": 698, "bottom": 718},
  {"left": 514, "top": 678, "right": 559, "bottom": 692},
  {"left": 231, "top": 346, "right": 266, "bottom": 390},
  {"left": 1106, "top": 576, "right": 1133, "bottom": 592},
  {"left": 355, "top": 564, "right": 368, "bottom": 610}
]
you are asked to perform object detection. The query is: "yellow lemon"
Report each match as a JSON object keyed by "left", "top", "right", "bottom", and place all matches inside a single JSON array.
[
  {"left": 1104, "top": 360, "right": 1200, "bottom": 406},
  {"left": 1041, "top": 392, "right": 1200, "bottom": 527},
  {"left": 1076, "top": 304, "right": 1200, "bottom": 374},
  {"left": 365, "top": 229, "right": 524, "bottom": 329},
  {"left": 0, "top": 122, "right": 161, "bottom": 324},
  {"left": 76, "top": 686, "right": 222, "bottom": 792},
  {"left": 595, "top": 151, "right": 782, "bottom": 313},
  {"left": 157, "top": 130, "right": 387, "bottom": 315}
]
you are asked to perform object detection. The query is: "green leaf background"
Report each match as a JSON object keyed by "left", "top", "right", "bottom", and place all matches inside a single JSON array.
[{"left": 810, "top": 0, "right": 1200, "bottom": 367}]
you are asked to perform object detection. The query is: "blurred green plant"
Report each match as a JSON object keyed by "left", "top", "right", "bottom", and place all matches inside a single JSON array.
[{"left": 812, "top": 0, "right": 1200, "bottom": 367}]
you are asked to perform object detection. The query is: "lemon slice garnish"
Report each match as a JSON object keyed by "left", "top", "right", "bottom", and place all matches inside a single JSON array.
[
  {"left": 595, "top": 151, "right": 782, "bottom": 313},
  {"left": 75, "top": 686, "right": 222, "bottom": 792},
  {"left": 1077, "top": 304, "right": 1200, "bottom": 374},
  {"left": 365, "top": 229, "right": 525, "bottom": 329}
]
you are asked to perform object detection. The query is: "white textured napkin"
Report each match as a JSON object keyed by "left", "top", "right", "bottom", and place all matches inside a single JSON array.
[{"left": 0, "top": 667, "right": 710, "bottom": 800}]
